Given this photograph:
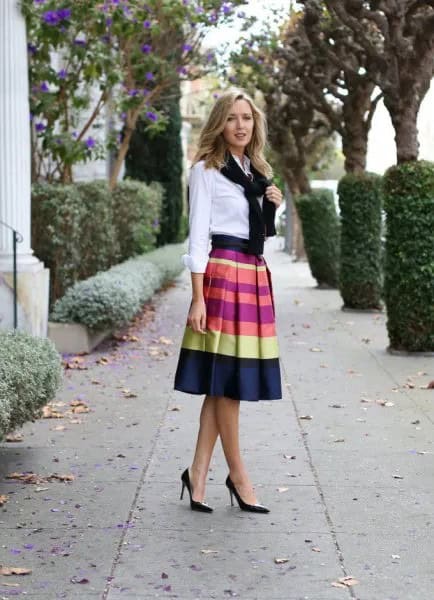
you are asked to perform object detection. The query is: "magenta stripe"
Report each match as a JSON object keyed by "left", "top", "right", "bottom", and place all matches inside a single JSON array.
[
  {"left": 210, "top": 248, "right": 265, "bottom": 265},
  {"left": 207, "top": 277, "right": 271, "bottom": 296},
  {"left": 206, "top": 298, "right": 275, "bottom": 323}
]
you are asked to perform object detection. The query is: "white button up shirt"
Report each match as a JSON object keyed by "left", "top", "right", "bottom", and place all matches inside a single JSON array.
[{"left": 183, "top": 155, "right": 262, "bottom": 273}]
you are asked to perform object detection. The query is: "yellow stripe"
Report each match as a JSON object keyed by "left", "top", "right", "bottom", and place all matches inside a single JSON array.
[
  {"left": 181, "top": 327, "right": 279, "bottom": 359},
  {"left": 208, "top": 257, "right": 266, "bottom": 271}
]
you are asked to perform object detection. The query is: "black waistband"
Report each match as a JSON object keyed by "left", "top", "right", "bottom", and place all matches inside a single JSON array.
[{"left": 211, "top": 234, "right": 257, "bottom": 254}]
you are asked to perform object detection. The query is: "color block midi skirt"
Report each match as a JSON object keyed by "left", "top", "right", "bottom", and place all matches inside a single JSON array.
[{"left": 174, "top": 241, "right": 282, "bottom": 401}]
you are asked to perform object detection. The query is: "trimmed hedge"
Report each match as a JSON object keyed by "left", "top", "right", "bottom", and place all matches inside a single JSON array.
[
  {"left": 50, "top": 243, "right": 186, "bottom": 330},
  {"left": 74, "top": 181, "right": 120, "bottom": 281},
  {"left": 0, "top": 331, "right": 62, "bottom": 441},
  {"left": 338, "top": 173, "right": 383, "bottom": 309},
  {"left": 32, "top": 179, "right": 164, "bottom": 304},
  {"left": 112, "top": 180, "right": 163, "bottom": 261},
  {"left": 295, "top": 189, "right": 340, "bottom": 287},
  {"left": 383, "top": 161, "right": 434, "bottom": 352}
]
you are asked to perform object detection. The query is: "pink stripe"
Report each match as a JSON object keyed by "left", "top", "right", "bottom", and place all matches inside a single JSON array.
[{"left": 206, "top": 298, "right": 275, "bottom": 324}]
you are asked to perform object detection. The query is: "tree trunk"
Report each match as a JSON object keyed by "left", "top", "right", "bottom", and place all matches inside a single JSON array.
[
  {"left": 282, "top": 168, "right": 308, "bottom": 261},
  {"left": 385, "top": 97, "right": 420, "bottom": 164},
  {"left": 109, "top": 127, "right": 134, "bottom": 190},
  {"left": 341, "top": 80, "right": 375, "bottom": 174}
]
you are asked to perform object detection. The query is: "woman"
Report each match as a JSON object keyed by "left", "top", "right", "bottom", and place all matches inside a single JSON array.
[{"left": 174, "top": 89, "right": 283, "bottom": 514}]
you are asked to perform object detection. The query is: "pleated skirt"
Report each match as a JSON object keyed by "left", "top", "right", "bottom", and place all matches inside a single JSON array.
[{"left": 174, "top": 237, "right": 282, "bottom": 401}]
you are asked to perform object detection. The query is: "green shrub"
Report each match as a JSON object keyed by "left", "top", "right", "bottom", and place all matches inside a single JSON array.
[
  {"left": 32, "top": 181, "right": 120, "bottom": 303},
  {"left": 31, "top": 183, "right": 83, "bottom": 301},
  {"left": 295, "top": 189, "right": 340, "bottom": 287},
  {"left": 74, "top": 181, "right": 120, "bottom": 280},
  {"left": 51, "top": 243, "right": 186, "bottom": 330},
  {"left": 0, "top": 331, "right": 62, "bottom": 441},
  {"left": 383, "top": 161, "right": 434, "bottom": 351},
  {"left": 111, "top": 180, "right": 163, "bottom": 261},
  {"left": 338, "top": 173, "right": 383, "bottom": 309},
  {"left": 143, "top": 242, "right": 188, "bottom": 283}
]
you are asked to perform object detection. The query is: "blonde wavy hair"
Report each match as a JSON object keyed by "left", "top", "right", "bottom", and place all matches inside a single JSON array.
[{"left": 193, "top": 89, "right": 273, "bottom": 178}]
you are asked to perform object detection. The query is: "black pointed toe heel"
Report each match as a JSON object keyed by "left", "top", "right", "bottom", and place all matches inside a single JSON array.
[
  {"left": 225, "top": 475, "right": 270, "bottom": 513},
  {"left": 180, "top": 468, "right": 213, "bottom": 513}
]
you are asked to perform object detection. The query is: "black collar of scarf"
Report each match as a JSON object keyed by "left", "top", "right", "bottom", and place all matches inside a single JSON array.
[{"left": 219, "top": 153, "right": 276, "bottom": 255}]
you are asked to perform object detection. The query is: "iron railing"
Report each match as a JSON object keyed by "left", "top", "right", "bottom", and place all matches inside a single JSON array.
[{"left": 0, "top": 220, "right": 23, "bottom": 329}]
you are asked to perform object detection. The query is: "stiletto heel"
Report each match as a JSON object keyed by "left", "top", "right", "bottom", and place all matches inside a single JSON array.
[
  {"left": 180, "top": 468, "right": 213, "bottom": 513},
  {"left": 225, "top": 475, "right": 270, "bottom": 513}
]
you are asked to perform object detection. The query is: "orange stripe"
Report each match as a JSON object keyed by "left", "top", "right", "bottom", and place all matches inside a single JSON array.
[
  {"left": 207, "top": 316, "right": 277, "bottom": 337},
  {"left": 206, "top": 287, "right": 272, "bottom": 307},
  {"left": 206, "top": 268, "right": 269, "bottom": 286}
]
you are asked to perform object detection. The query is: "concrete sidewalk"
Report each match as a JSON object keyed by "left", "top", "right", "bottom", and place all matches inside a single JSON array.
[{"left": 1, "top": 237, "right": 433, "bottom": 600}]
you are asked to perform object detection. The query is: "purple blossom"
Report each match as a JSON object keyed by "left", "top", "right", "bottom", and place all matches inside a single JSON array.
[
  {"left": 206, "top": 52, "right": 215, "bottom": 62},
  {"left": 182, "top": 43, "right": 193, "bottom": 52},
  {"left": 74, "top": 38, "right": 86, "bottom": 46},
  {"left": 35, "top": 122, "right": 46, "bottom": 132},
  {"left": 27, "top": 43, "right": 37, "bottom": 55},
  {"left": 29, "top": 113, "right": 34, "bottom": 122},
  {"left": 34, "top": 0, "right": 46, "bottom": 3},
  {"left": 42, "top": 10, "right": 60, "bottom": 25},
  {"left": 141, "top": 44, "right": 152, "bottom": 54},
  {"left": 85, "top": 136, "right": 96, "bottom": 148},
  {"left": 176, "top": 66, "right": 188, "bottom": 75},
  {"left": 40, "top": 81, "right": 49, "bottom": 92},
  {"left": 72, "top": 131, "right": 78, "bottom": 138},
  {"left": 145, "top": 72, "right": 154, "bottom": 81},
  {"left": 106, "top": 17, "right": 113, "bottom": 26},
  {"left": 143, "top": 20, "right": 151, "bottom": 28},
  {"left": 222, "top": 3, "right": 233, "bottom": 15},
  {"left": 57, "top": 8, "right": 71, "bottom": 20},
  {"left": 128, "top": 89, "right": 139, "bottom": 96},
  {"left": 120, "top": 112, "right": 127, "bottom": 121},
  {"left": 182, "top": 0, "right": 189, "bottom": 4},
  {"left": 195, "top": 6, "right": 204, "bottom": 14},
  {"left": 237, "top": 11, "right": 246, "bottom": 18},
  {"left": 146, "top": 111, "right": 158, "bottom": 122},
  {"left": 42, "top": 8, "right": 71, "bottom": 25},
  {"left": 208, "top": 13, "right": 217, "bottom": 23},
  {"left": 58, "top": 68, "right": 68, "bottom": 80}
]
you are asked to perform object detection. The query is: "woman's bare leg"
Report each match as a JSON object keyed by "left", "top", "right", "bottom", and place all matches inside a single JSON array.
[
  {"left": 190, "top": 395, "right": 219, "bottom": 502},
  {"left": 215, "top": 396, "right": 258, "bottom": 505}
]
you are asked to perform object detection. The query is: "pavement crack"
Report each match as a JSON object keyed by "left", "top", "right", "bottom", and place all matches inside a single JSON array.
[{"left": 281, "top": 359, "right": 357, "bottom": 599}]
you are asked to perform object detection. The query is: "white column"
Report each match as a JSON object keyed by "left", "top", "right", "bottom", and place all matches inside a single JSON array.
[
  {"left": 0, "top": 0, "right": 49, "bottom": 336},
  {"left": 0, "top": 0, "right": 37, "bottom": 267}
]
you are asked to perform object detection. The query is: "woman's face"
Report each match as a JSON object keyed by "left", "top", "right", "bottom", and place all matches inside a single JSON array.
[{"left": 222, "top": 99, "right": 254, "bottom": 155}]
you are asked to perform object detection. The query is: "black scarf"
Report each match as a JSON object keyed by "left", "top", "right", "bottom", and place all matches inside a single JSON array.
[{"left": 220, "top": 153, "right": 276, "bottom": 255}]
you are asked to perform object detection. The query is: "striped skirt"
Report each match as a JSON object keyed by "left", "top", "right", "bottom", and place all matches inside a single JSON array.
[{"left": 174, "top": 235, "right": 282, "bottom": 401}]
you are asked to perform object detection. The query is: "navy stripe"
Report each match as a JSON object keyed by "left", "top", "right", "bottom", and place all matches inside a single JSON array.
[{"left": 174, "top": 349, "right": 282, "bottom": 401}]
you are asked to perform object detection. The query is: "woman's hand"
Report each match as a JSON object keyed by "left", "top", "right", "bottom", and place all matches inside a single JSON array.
[
  {"left": 187, "top": 298, "right": 207, "bottom": 334},
  {"left": 265, "top": 184, "right": 283, "bottom": 207}
]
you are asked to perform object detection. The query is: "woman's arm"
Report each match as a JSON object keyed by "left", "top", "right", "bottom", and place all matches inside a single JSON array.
[{"left": 187, "top": 273, "right": 206, "bottom": 334}]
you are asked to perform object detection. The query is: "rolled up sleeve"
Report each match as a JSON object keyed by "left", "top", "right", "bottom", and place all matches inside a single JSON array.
[{"left": 182, "top": 162, "right": 213, "bottom": 273}]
